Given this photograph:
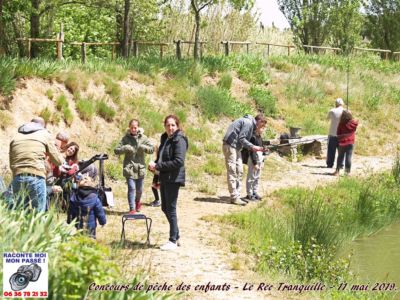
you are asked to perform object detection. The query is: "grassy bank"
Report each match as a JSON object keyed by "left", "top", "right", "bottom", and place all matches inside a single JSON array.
[
  {"left": 220, "top": 158, "right": 400, "bottom": 289},
  {"left": 1, "top": 53, "right": 400, "bottom": 160},
  {"left": 1, "top": 53, "right": 400, "bottom": 198}
]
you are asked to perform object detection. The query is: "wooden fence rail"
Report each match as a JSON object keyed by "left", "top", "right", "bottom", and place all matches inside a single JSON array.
[
  {"left": 70, "top": 42, "right": 119, "bottom": 63},
  {"left": 256, "top": 42, "right": 295, "bottom": 56},
  {"left": 221, "top": 41, "right": 252, "bottom": 56},
  {"left": 353, "top": 47, "right": 391, "bottom": 59},
  {"left": 15, "top": 36, "right": 400, "bottom": 61},
  {"left": 131, "top": 41, "right": 169, "bottom": 59},
  {"left": 16, "top": 37, "right": 64, "bottom": 59},
  {"left": 302, "top": 45, "right": 341, "bottom": 54},
  {"left": 173, "top": 40, "right": 207, "bottom": 59}
]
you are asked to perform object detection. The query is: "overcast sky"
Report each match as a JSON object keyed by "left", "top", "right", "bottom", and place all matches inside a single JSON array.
[{"left": 254, "top": 0, "right": 290, "bottom": 29}]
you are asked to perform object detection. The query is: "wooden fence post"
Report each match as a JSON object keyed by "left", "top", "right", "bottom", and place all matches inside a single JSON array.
[
  {"left": 200, "top": 42, "right": 203, "bottom": 59},
  {"left": 267, "top": 44, "right": 270, "bottom": 56},
  {"left": 224, "top": 42, "right": 229, "bottom": 56},
  {"left": 133, "top": 41, "right": 138, "bottom": 57},
  {"left": 246, "top": 43, "right": 249, "bottom": 54},
  {"left": 112, "top": 44, "right": 116, "bottom": 60},
  {"left": 28, "top": 39, "right": 31, "bottom": 59},
  {"left": 81, "top": 42, "right": 86, "bottom": 64},
  {"left": 175, "top": 40, "right": 182, "bottom": 60},
  {"left": 160, "top": 44, "right": 164, "bottom": 59}
]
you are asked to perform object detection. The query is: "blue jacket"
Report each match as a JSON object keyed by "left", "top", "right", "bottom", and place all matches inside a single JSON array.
[
  {"left": 155, "top": 130, "right": 188, "bottom": 186},
  {"left": 223, "top": 115, "right": 256, "bottom": 150},
  {"left": 67, "top": 188, "right": 106, "bottom": 237}
]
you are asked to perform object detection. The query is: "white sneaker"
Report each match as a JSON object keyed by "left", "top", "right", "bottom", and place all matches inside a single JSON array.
[{"left": 160, "top": 241, "right": 178, "bottom": 251}]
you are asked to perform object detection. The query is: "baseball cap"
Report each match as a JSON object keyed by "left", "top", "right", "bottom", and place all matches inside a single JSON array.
[{"left": 335, "top": 98, "right": 344, "bottom": 106}]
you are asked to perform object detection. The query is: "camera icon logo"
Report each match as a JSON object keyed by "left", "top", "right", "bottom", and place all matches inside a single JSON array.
[{"left": 9, "top": 263, "right": 42, "bottom": 291}]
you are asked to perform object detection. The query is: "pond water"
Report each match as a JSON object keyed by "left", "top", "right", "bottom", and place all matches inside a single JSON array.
[{"left": 341, "top": 222, "right": 400, "bottom": 286}]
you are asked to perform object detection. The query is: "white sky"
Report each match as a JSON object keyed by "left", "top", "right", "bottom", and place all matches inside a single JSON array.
[{"left": 254, "top": 0, "right": 290, "bottom": 29}]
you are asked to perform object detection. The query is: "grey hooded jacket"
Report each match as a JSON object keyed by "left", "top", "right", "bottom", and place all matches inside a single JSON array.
[{"left": 222, "top": 115, "right": 256, "bottom": 150}]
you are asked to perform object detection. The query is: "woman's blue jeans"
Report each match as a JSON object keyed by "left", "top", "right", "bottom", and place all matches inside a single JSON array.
[
  {"left": 160, "top": 182, "right": 180, "bottom": 243},
  {"left": 126, "top": 178, "right": 143, "bottom": 211},
  {"left": 336, "top": 144, "right": 354, "bottom": 173}
]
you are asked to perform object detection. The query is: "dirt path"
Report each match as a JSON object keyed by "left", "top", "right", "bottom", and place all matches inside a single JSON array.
[{"left": 100, "top": 154, "right": 393, "bottom": 300}]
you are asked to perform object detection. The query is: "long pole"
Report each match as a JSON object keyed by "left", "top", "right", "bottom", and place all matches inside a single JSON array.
[{"left": 346, "top": 54, "right": 350, "bottom": 110}]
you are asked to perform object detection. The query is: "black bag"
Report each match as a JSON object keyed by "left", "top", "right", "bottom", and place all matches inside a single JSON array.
[{"left": 241, "top": 148, "right": 249, "bottom": 165}]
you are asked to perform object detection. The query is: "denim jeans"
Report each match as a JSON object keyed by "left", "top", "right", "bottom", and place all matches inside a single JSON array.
[
  {"left": 326, "top": 135, "right": 339, "bottom": 168},
  {"left": 160, "top": 182, "right": 180, "bottom": 243},
  {"left": 336, "top": 144, "right": 354, "bottom": 173},
  {"left": 12, "top": 174, "right": 46, "bottom": 212},
  {"left": 126, "top": 178, "right": 143, "bottom": 211}
]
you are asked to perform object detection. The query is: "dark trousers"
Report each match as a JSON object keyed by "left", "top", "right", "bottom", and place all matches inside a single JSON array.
[
  {"left": 326, "top": 135, "right": 338, "bottom": 168},
  {"left": 336, "top": 144, "right": 354, "bottom": 173},
  {"left": 160, "top": 182, "right": 180, "bottom": 243}
]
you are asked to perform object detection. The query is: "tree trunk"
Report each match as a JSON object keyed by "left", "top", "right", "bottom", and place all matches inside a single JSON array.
[
  {"left": 115, "top": 2, "right": 123, "bottom": 56},
  {"left": 191, "top": 0, "right": 201, "bottom": 60},
  {"left": 13, "top": 18, "right": 25, "bottom": 57},
  {"left": 30, "top": 0, "right": 41, "bottom": 58},
  {"left": 122, "top": 0, "right": 130, "bottom": 58},
  {"left": 0, "top": 0, "right": 5, "bottom": 55}
]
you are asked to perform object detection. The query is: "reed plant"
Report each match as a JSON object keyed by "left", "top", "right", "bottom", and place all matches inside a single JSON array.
[
  {"left": 96, "top": 99, "right": 116, "bottom": 122},
  {"left": 76, "top": 97, "right": 96, "bottom": 121},
  {"left": 217, "top": 72, "right": 233, "bottom": 90},
  {"left": 196, "top": 86, "right": 251, "bottom": 120}
]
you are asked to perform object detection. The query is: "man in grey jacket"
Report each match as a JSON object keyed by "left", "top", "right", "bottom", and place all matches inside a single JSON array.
[{"left": 222, "top": 114, "right": 266, "bottom": 205}]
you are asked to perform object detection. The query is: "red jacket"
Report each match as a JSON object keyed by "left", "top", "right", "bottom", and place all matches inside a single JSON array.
[{"left": 337, "top": 119, "right": 358, "bottom": 146}]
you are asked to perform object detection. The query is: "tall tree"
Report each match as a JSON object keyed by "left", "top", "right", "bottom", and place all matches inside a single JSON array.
[
  {"left": 122, "top": 0, "right": 130, "bottom": 57},
  {"left": 0, "top": 0, "right": 5, "bottom": 55},
  {"left": 190, "top": 0, "right": 253, "bottom": 60},
  {"left": 30, "top": 0, "right": 41, "bottom": 57},
  {"left": 329, "top": 0, "right": 363, "bottom": 53},
  {"left": 364, "top": 0, "right": 400, "bottom": 53},
  {"left": 278, "top": 0, "right": 333, "bottom": 49}
]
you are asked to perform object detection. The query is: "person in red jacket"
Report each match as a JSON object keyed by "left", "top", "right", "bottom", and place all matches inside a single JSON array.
[{"left": 333, "top": 110, "right": 358, "bottom": 176}]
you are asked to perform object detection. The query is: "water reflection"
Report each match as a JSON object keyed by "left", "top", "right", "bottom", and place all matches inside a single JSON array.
[{"left": 341, "top": 222, "right": 400, "bottom": 285}]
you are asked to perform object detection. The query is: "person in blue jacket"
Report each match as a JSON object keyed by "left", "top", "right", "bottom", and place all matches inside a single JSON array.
[{"left": 67, "top": 176, "right": 106, "bottom": 239}]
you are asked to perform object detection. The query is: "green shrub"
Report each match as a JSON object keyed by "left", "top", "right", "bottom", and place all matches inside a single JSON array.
[
  {"left": 76, "top": 98, "right": 95, "bottom": 121},
  {"left": 203, "top": 156, "right": 224, "bottom": 175},
  {"left": 188, "top": 142, "right": 203, "bottom": 156},
  {"left": 39, "top": 107, "right": 52, "bottom": 124},
  {"left": 56, "top": 94, "right": 68, "bottom": 111},
  {"left": 103, "top": 77, "right": 121, "bottom": 102},
  {"left": 202, "top": 56, "right": 231, "bottom": 76},
  {"left": 260, "top": 239, "right": 352, "bottom": 284},
  {"left": 190, "top": 63, "right": 204, "bottom": 86},
  {"left": 175, "top": 109, "right": 187, "bottom": 124},
  {"left": 217, "top": 72, "right": 233, "bottom": 90},
  {"left": 97, "top": 100, "right": 116, "bottom": 122},
  {"left": 232, "top": 55, "right": 270, "bottom": 84},
  {"left": 0, "top": 58, "right": 16, "bottom": 96},
  {"left": 14, "top": 59, "right": 61, "bottom": 78},
  {"left": 293, "top": 196, "right": 341, "bottom": 249},
  {"left": 0, "top": 110, "right": 13, "bottom": 129},
  {"left": 196, "top": 86, "right": 251, "bottom": 120},
  {"left": 393, "top": 154, "right": 400, "bottom": 184},
  {"left": 204, "top": 143, "right": 220, "bottom": 153},
  {"left": 105, "top": 161, "right": 124, "bottom": 181},
  {"left": 46, "top": 89, "right": 54, "bottom": 100},
  {"left": 186, "top": 126, "right": 210, "bottom": 143},
  {"left": 63, "top": 106, "right": 74, "bottom": 126},
  {"left": 248, "top": 86, "right": 277, "bottom": 116}
]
